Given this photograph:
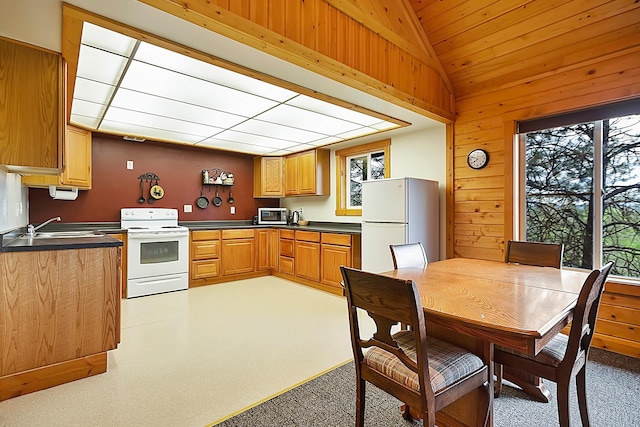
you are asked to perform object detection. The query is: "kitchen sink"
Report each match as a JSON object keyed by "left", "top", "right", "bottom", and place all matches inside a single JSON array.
[{"left": 20, "top": 231, "right": 104, "bottom": 239}]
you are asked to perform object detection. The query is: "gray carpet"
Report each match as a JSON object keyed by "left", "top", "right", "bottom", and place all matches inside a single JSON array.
[{"left": 214, "top": 348, "right": 640, "bottom": 426}]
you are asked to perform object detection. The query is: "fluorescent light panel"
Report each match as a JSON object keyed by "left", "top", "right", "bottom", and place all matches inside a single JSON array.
[{"left": 70, "top": 23, "right": 407, "bottom": 155}]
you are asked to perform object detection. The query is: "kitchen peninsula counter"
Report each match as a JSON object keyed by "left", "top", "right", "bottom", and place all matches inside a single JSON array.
[{"left": 0, "top": 235, "right": 122, "bottom": 401}]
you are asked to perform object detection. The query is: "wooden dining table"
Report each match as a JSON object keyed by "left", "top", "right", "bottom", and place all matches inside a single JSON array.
[{"left": 382, "top": 257, "right": 590, "bottom": 427}]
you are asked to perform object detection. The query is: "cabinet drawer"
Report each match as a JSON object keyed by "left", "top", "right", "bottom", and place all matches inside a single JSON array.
[
  {"left": 280, "top": 239, "right": 294, "bottom": 257},
  {"left": 279, "top": 229, "right": 295, "bottom": 240},
  {"left": 191, "top": 259, "right": 220, "bottom": 279},
  {"left": 192, "top": 230, "right": 221, "bottom": 241},
  {"left": 295, "top": 230, "right": 320, "bottom": 242},
  {"left": 280, "top": 256, "right": 295, "bottom": 275},
  {"left": 222, "top": 229, "right": 255, "bottom": 239},
  {"left": 321, "top": 233, "right": 352, "bottom": 246},
  {"left": 192, "top": 240, "right": 220, "bottom": 260}
]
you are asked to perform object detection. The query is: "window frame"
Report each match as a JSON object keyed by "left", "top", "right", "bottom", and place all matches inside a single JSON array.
[
  {"left": 517, "top": 117, "right": 638, "bottom": 279},
  {"left": 335, "top": 139, "right": 390, "bottom": 216}
]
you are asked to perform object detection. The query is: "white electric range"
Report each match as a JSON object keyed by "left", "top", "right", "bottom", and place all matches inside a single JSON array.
[{"left": 121, "top": 208, "right": 189, "bottom": 298}]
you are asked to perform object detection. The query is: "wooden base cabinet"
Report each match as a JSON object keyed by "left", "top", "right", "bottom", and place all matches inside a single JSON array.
[
  {"left": 221, "top": 229, "right": 255, "bottom": 275},
  {"left": 321, "top": 233, "right": 361, "bottom": 292},
  {"left": 0, "top": 247, "right": 121, "bottom": 401},
  {"left": 190, "top": 230, "right": 221, "bottom": 286},
  {"left": 257, "top": 228, "right": 280, "bottom": 271},
  {"left": 295, "top": 231, "right": 321, "bottom": 282},
  {"left": 268, "top": 229, "right": 279, "bottom": 270},
  {"left": 279, "top": 229, "right": 295, "bottom": 276},
  {"left": 190, "top": 227, "right": 360, "bottom": 297}
]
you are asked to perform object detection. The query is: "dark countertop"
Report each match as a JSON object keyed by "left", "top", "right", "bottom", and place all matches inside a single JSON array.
[
  {"left": 0, "top": 220, "right": 360, "bottom": 252},
  {"left": 183, "top": 220, "right": 362, "bottom": 234},
  {"left": 1, "top": 232, "right": 123, "bottom": 253}
]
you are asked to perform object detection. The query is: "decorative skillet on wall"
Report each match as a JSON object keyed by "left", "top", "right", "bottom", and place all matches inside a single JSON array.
[{"left": 196, "top": 187, "right": 209, "bottom": 208}]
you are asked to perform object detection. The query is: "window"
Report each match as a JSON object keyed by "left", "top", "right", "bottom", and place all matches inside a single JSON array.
[
  {"left": 519, "top": 107, "right": 640, "bottom": 279},
  {"left": 336, "top": 139, "right": 390, "bottom": 216}
]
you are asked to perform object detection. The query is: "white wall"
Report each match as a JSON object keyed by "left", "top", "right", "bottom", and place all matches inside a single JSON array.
[
  {"left": 0, "top": 169, "right": 29, "bottom": 233},
  {"left": 280, "top": 125, "right": 447, "bottom": 258}
]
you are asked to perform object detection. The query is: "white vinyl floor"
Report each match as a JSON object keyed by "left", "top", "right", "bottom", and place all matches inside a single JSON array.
[{"left": 0, "top": 276, "right": 368, "bottom": 427}]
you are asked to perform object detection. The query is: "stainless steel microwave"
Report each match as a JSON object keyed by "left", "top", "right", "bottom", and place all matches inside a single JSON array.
[{"left": 257, "top": 208, "right": 288, "bottom": 225}]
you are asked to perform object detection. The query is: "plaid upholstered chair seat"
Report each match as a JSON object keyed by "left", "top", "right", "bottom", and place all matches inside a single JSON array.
[
  {"left": 497, "top": 333, "right": 568, "bottom": 367},
  {"left": 365, "top": 331, "right": 485, "bottom": 393}
]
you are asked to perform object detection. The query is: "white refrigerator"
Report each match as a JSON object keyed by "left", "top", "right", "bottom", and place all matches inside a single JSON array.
[{"left": 361, "top": 177, "right": 439, "bottom": 273}]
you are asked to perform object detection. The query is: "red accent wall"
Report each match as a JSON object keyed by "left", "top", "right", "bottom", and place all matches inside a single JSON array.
[{"left": 29, "top": 134, "right": 279, "bottom": 224}]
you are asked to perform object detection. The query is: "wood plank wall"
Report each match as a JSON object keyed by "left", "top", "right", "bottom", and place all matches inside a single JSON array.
[
  {"left": 138, "top": 0, "right": 454, "bottom": 121},
  {"left": 452, "top": 33, "right": 640, "bottom": 358}
]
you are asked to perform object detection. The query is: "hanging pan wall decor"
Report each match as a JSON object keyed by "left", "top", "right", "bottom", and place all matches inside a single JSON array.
[
  {"left": 137, "top": 172, "right": 163, "bottom": 204},
  {"left": 196, "top": 186, "right": 209, "bottom": 209}
]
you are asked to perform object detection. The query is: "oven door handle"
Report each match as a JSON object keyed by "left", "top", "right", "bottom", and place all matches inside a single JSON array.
[{"left": 127, "top": 232, "right": 188, "bottom": 239}]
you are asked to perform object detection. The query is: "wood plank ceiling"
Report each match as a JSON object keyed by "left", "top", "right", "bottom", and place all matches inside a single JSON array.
[{"left": 409, "top": 0, "right": 640, "bottom": 100}]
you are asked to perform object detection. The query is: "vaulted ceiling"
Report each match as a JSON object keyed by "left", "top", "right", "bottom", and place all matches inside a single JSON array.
[{"left": 409, "top": 0, "right": 640, "bottom": 100}]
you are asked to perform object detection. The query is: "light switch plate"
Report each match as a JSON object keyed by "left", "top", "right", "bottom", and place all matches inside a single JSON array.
[
  {"left": 184, "top": 204, "right": 192, "bottom": 213},
  {"left": 230, "top": 206, "right": 236, "bottom": 214},
  {"left": 126, "top": 160, "right": 134, "bottom": 170}
]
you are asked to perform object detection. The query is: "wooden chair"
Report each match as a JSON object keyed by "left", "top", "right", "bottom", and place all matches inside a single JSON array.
[
  {"left": 505, "top": 240, "right": 564, "bottom": 268},
  {"left": 496, "top": 240, "right": 565, "bottom": 395},
  {"left": 340, "top": 266, "right": 490, "bottom": 427},
  {"left": 494, "top": 261, "right": 614, "bottom": 427},
  {"left": 390, "top": 242, "right": 428, "bottom": 269}
]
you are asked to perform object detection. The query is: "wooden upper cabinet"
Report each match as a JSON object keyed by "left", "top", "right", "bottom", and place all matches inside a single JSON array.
[
  {"left": 284, "top": 154, "right": 299, "bottom": 195},
  {"left": 22, "top": 125, "right": 92, "bottom": 189},
  {"left": 254, "top": 156, "right": 284, "bottom": 197},
  {"left": 284, "top": 149, "right": 330, "bottom": 196},
  {"left": 0, "top": 37, "right": 63, "bottom": 170}
]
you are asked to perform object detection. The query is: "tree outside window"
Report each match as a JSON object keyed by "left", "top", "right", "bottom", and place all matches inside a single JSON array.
[
  {"left": 522, "top": 114, "right": 640, "bottom": 278},
  {"left": 346, "top": 151, "right": 385, "bottom": 208},
  {"left": 335, "top": 140, "right": 390, "bottom": 216}
]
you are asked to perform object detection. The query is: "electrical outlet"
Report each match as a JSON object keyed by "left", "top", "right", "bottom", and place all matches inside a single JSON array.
[
  {"left": 184, "top": 204, "right": 192, "bottom": 213},
  {"left": 126, "top": 160, "right": 134, "bottom": 170},
  {"left": 230, "top": 206, "right": 236, "bottom": 214}
]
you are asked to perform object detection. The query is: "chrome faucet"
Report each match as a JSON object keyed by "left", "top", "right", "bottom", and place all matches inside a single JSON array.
[{"left": 26, "top": 216, "right": 61, "bottom": 237}]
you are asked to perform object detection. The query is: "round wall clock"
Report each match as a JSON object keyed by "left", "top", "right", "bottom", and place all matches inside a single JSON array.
[{"left": 467, "top": 148, "right": 489, "bottom": 170}]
